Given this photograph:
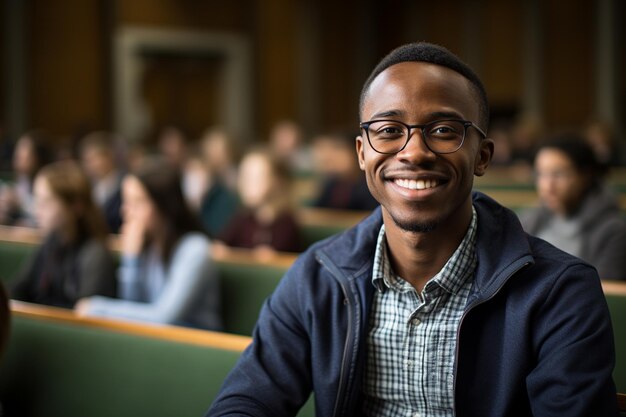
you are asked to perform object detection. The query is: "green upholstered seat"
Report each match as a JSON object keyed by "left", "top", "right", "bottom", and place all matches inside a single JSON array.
[
  {"left": 0, "top": 314, "right": 242, "bottom": 417},
  {"left": 217, "top": 261, "right": 287, "bottom": 336},
  {"left": 0, "top": 310, "right": 315, "bottom": 417},
  {"left": 0, "top": 240, "right": 35, "bottom": 285},
  {"left": 606, "top": 293, "right": 626, "bottom": 392}
]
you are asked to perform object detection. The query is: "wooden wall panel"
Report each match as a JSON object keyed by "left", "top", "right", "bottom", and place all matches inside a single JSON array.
[
  {"left": 2, "top": 0, "right": 620, "bottom": 148},
  {"left": 0, "top": 2, "right": 4, "bottom": 132},
  {"left": 621, "top": 0, "right": 626, "bottom": 144},
  {"left": 542, "top": 0, "right": 594, "bottom": 129},
  {"left": 409, "top": 0, "right": 465, "bottom": 59},
  {"left": 141, "top": 54, "right": 222, "bottom": 141},
  {"left": 254, "top": 0, "right": 297, "bottom": 139},
  {"left": 117, "top": 0, "right": 252, "bottom": 31},
  {"left": 27, "top": 0, "right": 106, "bottom": 138},
  {"left": 316, "top": 1, "right": 361, "bottom": 131},
  {"left": 482, "top": 0, "right": 523, "bottom": 114}
]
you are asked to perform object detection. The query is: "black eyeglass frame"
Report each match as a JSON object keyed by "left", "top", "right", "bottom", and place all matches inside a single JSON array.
[{"left": 359, "top": 119, "right": 487, "bottom": 155}]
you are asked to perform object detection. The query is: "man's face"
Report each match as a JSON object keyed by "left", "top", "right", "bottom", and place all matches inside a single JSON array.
[
  {"left": 81, "top": 147, "right": 113, "bottom": 180},
  {"left": 535, "top": 148, "right": 588, "bottom": 216},
  {"left": 33, "top": 176, "right": 68, "bottom": 235},
  {"left": 356, "top": 62, "right": 493, "bottom": 233},
  {"left": 237, "top": 154, "right": 274, "bottom": 208},
  {"left": 121, "top": 175, "right": 158, "bottom": 235}
]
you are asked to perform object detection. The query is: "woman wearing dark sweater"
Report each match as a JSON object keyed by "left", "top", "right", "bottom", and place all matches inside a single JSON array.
[{"left": 11, "top": 160, "right": 115, "bottom": 308}]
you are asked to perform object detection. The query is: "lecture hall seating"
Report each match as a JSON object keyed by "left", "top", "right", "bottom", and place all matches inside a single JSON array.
[
  {"left": 1, "top": 221, "right": 626, "bottom": 399},
  {"left": 0, "top": 301, "right": 315, "bottom": 417}
]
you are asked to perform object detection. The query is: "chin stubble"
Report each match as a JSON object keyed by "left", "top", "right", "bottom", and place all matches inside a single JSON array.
[{"left": 390, "top": 212, "right": 438, "bottom": 233}]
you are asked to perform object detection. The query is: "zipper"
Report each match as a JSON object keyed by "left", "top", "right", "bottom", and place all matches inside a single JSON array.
[
  {"left": 317, "top": 253, "right": 355, "bottom": 417},
  {"left": 452, "top": 258, "right": 532, "bottom": 411}
]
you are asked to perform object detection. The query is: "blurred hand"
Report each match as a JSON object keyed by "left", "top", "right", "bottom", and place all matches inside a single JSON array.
[
  {"left": 252, "top": 245, "right": 277, "bottom": 262},
  {"left": 120, "top": 217, "right": 147, "bottom": 256},
  {"left": 74, "top": 298, "right": 91, "bottom": 316},
  {"left": 210, "top": 241, "right": 231, "bottom": 260}
]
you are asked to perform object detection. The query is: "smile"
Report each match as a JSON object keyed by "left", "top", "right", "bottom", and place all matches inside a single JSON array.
[{"left": 394, "top": 178, "right": 439, "bottom": 190}]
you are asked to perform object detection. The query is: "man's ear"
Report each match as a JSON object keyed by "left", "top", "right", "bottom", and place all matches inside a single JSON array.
[
  {"left": 356, "top": 136, "right": 366, "bottom": 171},
  {"left": 474, "top": 138, "right": 494, "bottom": 177}
]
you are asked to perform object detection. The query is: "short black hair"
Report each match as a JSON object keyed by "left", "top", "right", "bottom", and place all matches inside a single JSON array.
[
  {"left": 359, "top": 42, "right": 490, "bottom": 131},
  {"left": 537, "top": 133, "right": 600, "bottom": 175}
]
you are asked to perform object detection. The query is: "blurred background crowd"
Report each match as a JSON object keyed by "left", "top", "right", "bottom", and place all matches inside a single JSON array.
[{"left": 0, "top": 0, "right": 624, "bottom": 327}]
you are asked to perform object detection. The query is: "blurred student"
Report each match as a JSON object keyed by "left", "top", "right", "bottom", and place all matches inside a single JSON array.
[
  {"left": 215, "top": 148, "right": 302, "bottom": 255},
  {"left": 311, "top": 130, "right": 378, "bottom": 211},
  {"left": 200, "top": 127, "right": 240, "bottom": 191},
  {"left": 192, "top": 128, "right": 240, "bottom": 237},
  {"left": 76, "top": 157, "right": 222, "bottom": 330},
  {"left": 268, "top": 119, "right": 313, "bottom": 174},
  {"left": 0, "top": 130, "right": 52, "bottom": 226},
  {"left": 583, "top": 119, "right": 622, "bottom": 174},
  {"left": 520, "top": 133, "right": 626, "bottom": 280},
  {"left": 10, "top": 161, "right": 115, "bottom": 308},
  {"left": 79, "top": 131, "right": 124, "bottom": 233},
  {"left": 509, "top": 113, "right": 543, "bottom": 166},
  {"left": 157, "top": 125, "right": 189, "bottom": 172}
]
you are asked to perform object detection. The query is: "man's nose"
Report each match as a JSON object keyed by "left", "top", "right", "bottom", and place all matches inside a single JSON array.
[{"left": 396, "top": 130, "right": 437, "bottom": 161}]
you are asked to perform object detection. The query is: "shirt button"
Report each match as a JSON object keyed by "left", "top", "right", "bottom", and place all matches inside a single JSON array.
[
  {"left": 411, "top": 318, "right": 421, "bottom": 326},
  {"left": 412, "top": 413, "right": 421, "bottom": 417}
]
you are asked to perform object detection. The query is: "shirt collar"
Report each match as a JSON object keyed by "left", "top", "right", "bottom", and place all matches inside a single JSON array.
[{"left": 371, "top": 206, "right": 478, "bottom": 295}]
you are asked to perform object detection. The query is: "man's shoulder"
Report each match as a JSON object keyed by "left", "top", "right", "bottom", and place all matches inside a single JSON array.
[
  {"left": 524, "top": 232, "right": 600, "bottom": 282},
  {"left": 285, "top": 208, "right": 382, "bottom": 282}
]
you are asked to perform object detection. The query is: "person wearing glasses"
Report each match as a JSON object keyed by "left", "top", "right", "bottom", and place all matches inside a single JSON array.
[
  {"left": 520, "top": 133, "right": 626, "bottom": 281},
  {"left": 208, "top": 43, "right": 617, "bottom": 416}
]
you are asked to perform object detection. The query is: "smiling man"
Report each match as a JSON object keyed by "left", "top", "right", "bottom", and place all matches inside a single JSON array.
[{"left": 207, "top": 42, "right": 618, "bottom": 417}]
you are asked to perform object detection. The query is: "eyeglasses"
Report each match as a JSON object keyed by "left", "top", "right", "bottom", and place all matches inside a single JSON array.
[{"left": 359, "top": 119, "right": 487, "bottom": 155}]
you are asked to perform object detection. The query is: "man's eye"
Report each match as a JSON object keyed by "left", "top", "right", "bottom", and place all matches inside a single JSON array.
[
  {"left": 428, "top": 123, "right": 462, "bottom": 139},
  {"left": 380, "top": 127, "right": 402, "bottom": 134},
  {"left": 373, "top": 124, "right": 404, "bottom": 138}
]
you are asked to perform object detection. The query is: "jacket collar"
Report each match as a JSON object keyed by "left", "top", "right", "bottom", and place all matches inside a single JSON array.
[
  {"left": 471, "top": 191, "right": 535, "bottom": 301},
  {"left": 316, "top": 191, "right": 535, "bottom": 300}
]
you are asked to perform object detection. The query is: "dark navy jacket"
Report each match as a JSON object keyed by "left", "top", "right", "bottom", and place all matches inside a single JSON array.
[{"left": 208, "top": 192, "right": 618, "bottom": 417}]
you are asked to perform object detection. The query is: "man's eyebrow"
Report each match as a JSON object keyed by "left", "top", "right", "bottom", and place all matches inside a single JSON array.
[
  {"left": 428, "top": 111, "right": 465, "bottom": 120},
  {"left": 368, "top": 110, "right": 468, "bottom": 121},
  {"left": 370, "top": 110, "right": 404, "bottom": 119}
]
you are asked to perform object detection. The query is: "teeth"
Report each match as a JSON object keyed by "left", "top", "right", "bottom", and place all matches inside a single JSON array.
[{"left": 395, "top": 179, "right": 438, "bottom": 190}]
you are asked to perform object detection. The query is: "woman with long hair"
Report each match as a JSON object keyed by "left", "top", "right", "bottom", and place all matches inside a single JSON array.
[
  {"left": 0, "top": 130, "right": 52, "bottom": 226},
  {"left": 10, "top": 160, "right": 115, "bottom": 307},
  {"left": 215, "top": 147, "right": 302, "bottom": 256},
  {"left": 77, "top": 157, "right": 221, "bottom": 330}
]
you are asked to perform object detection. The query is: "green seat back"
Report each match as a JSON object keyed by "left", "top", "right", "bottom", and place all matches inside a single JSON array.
[
  {"left": 300, "top": 223, "right": 344, "bottom": 250},
  {"left": 606, "top": 293, "right": 626, "bottom": 392},
  {"left": 0, "top": 240, "right": 35, "bottom": 285},
  {"left": 0, "top": 312, "right": 315, "bottom": 417},
  {"left": 0, "top": 315, "right": 242, "bottom": 417},
  {"left": 0, "top": 237, "right": 287, "bottom": 337},
  {"left": 217, "top": 261, "right": 287, "bottom": 336}
]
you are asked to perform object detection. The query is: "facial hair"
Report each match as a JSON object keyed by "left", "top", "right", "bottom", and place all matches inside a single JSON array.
[{"left": 390, "top": 211, "right": 438, "bottom": 233}]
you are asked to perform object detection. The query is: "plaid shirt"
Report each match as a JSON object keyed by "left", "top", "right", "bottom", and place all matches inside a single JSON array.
[{"left": 362, "top": 207, "right": 478, "bottom": 417}]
